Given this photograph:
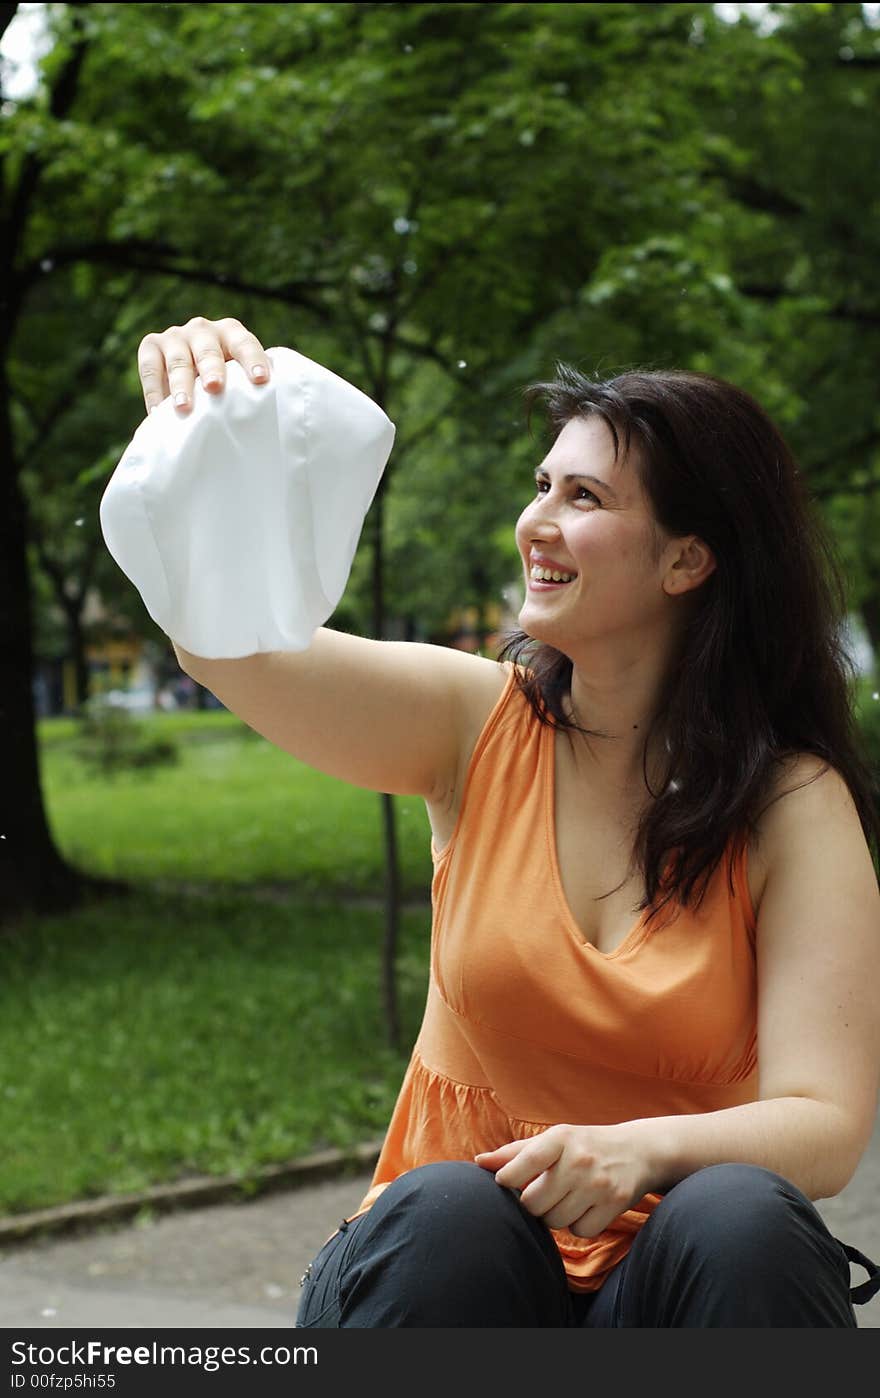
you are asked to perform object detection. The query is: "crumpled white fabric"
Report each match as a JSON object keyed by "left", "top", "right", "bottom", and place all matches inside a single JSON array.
[{"left": 99, "top": 346, "right": 395, "bottom": 659}]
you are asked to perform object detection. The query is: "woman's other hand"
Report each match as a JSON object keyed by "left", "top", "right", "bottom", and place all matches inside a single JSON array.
[
  {"left": 136, "top": 315, "right": 272, "bottom": 416},
  {"left": 475, "top": 1122, "right": 654, "bottom": 1238}
]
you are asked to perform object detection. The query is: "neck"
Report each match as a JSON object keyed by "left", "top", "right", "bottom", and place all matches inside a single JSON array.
[{"left": 564, "top": 665, "right": 672, "bottom": 797}]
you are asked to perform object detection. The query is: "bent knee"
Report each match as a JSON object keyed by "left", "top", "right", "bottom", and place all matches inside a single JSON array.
[
  {"left": 363, "top": 1160, "right": 549, "bottom": 1250},
  {"left": 665, "top": 1163, "right": 806, "bottom": 1215},
  {"left": 654, "top": 1164, "right": 831, "bottom": 1261},
  {"left": 381, "top": 1160, "right": 520, "bottom": 1221}
]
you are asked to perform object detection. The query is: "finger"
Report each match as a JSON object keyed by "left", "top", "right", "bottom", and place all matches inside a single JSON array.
[
  {"left": 474, "top": 1141, "right": 525, "bottom": 1169},
  {"left": 568, "top": 1203, "right": 620, "bottom": 1240},
  {"left": 178, "top": 316, "right": 235, "bottom": 394},
  {"left": 493, "top": 1137, "right": 564, "bottom": 1191},
  {"left": 189, "top": 333, "right": 230, "bottom": 394},
  {"left": 159, "top": 326, "right": 198, "bottom": 412},
  {"left": 214, "top": 317, "right": 271, "bottom": 384},
  {"left": 137, "top": 333, "right": 171, "bottom": 415},
  {"left": 518, "top": 1170, "right": 569, "bottom": 1219},
  {"left": 536, "top": 1191, "right": 585, "bottom": 1233}
]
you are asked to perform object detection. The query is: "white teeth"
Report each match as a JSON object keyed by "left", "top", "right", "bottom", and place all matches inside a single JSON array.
[{"left": 531, "top": 565, "right": 574, "bottom": 583}]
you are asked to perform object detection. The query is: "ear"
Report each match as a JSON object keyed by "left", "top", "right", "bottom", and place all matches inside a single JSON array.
[{"left": 663, "top": 536, "right": 716, "bottom": 597}]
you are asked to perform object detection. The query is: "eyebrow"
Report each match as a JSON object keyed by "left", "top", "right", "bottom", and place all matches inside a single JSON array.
[{"left": 535, "top": 468, "right": 618, "bottom": 501}]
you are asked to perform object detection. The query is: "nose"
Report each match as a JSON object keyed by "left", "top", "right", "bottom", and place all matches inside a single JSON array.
[{"left": 520, "top": 492, "right": 562, "bottom": 541}]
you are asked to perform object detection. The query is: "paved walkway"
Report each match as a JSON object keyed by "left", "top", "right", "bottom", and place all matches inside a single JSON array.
[{"left": 2, "top": 1111, "right": 878, "bottom": 1329}]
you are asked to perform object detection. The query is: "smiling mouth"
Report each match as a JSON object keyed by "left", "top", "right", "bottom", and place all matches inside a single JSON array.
[{"left": 529, "top": 565, "right": 576, "bottom": 584}]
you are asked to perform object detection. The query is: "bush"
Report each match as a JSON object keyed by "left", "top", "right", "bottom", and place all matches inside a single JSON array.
[
  {"left": 75, "top": 704, "right": 180, "bottom": 778},
  {"left": 856, "top": 704, "right": 878, "bottom": 771}
]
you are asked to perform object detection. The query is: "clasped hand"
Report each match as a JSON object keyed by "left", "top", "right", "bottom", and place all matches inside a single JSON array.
[{"left": 475, "top": 1122, "right": 651, "bottom": 1238}]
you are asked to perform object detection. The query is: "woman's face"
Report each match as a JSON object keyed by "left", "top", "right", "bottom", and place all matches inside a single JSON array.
[{"left": 514, "top": 415, "right": 675, "bottom": 654}]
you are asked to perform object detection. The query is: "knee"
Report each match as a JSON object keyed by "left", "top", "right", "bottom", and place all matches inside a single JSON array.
[
  {"left": 665, "top": 1163, "right": 804, "bottom": 1216},
  {"left": 337, "top": 1161, "right": 569, "bottom": 1325},
  {"left": 372, "top": 1160, "right": 526, "bottom": 1239},
  {"left": 622, "top": 1165, "right": 853, "bottom": 1326},
  {"left": 653, "top": 1164, "right": 828, "bottom": 1264}
]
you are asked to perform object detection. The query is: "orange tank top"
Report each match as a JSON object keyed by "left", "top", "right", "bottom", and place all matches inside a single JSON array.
[{"left": 349, "top": 662, "right": 759, "bottom": 1292}]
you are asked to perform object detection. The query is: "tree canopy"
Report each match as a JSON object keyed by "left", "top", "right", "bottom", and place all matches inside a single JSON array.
[{"left": 2, "top": 1, "right": 879, "bottom": 921}]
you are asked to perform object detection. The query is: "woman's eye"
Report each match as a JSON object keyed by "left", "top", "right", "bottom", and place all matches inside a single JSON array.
[{"left": 534, "top": 479, "right": 598, "bottom": 504}]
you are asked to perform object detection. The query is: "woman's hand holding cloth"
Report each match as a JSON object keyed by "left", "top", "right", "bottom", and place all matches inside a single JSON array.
[{"left": 100, "top": 346, "right": 395, "bottom": 660}]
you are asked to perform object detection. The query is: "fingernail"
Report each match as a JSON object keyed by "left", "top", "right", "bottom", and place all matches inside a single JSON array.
[
  {"left": 174, "top": 393, "right": 188, "bottom": 407},
  {"left": 252, "top": 366, "right": 267, "bottom": 381},
  {"left": 203, "top": 376, "right": 221, "bottom": 389}
]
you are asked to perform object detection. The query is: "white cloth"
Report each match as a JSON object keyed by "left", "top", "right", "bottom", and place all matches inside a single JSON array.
[{"left": 99, "top": 347, "right": 395, "bottom": 659}]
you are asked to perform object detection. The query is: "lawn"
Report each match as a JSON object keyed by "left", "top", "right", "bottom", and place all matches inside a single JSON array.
[
  {"left": 0, "top": 886, "right": 430, "bottom": 1214},
  {"left": 38, "top": 710, "right": 435, "bottom": 895},
  {"left": 0, "top": 713, "right": 435, "bottom": 1215}
]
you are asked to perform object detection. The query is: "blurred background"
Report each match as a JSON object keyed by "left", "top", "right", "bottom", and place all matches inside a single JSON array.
[{"left": 0, "top": 2, "right": 878, "bottom": 1226}]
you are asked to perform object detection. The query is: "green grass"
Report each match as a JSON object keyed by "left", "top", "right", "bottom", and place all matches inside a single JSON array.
[
  {"left": 38, "top": 711, "right": 434, "bottom": 895},
  {"left": 0, "top": 887, "right": 430, "bottom": 1215},
  {"left": 37, "top": 709, "right": 246, "bottom": 747},
  {"left": 0, "top": 715, "right": 438, "bottom": 1216}
]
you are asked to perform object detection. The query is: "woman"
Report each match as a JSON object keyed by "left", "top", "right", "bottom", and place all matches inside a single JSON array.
[{"left": 136, "top": 317, "right": 880, "bottom": 1326}]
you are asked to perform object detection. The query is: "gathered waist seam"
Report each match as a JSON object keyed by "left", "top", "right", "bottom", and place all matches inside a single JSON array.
[{"left": 425, "top": 977, "right": 757, "bottom": 1089}]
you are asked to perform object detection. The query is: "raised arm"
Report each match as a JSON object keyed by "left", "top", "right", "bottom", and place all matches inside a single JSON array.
[
  {"left": 136, "top": 316, "right": 507, "bottom": 802},
  {"left": 175, "top": 630, "right": 505, "bottom": 801}
]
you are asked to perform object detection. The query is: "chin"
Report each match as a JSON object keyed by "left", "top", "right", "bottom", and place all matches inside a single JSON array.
[{"left": 517, "top": 607, "right": 555, "bottom": 646}]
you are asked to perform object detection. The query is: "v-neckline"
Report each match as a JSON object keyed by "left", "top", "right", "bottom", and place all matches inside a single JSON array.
[{"left": 545, "top": 721, "right": 654, "bottom": 960}]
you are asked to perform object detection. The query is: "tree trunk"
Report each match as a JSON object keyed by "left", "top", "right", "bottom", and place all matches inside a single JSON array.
[
  {"left": 0, "top": 6, "right": 124, "bottom": 926},
  {"left": 370, "top": 478, "right": 401, "bottom": 1051},
  {"left": 0, "top": 368, "right": 117, "bottom": 926},
  {"left": 61, "top": 595, "right": 90, "bottom": 710}
]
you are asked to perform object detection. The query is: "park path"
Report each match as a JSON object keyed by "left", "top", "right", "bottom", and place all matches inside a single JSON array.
[{"left": 1, "top": 1110, "right": 878, "bottom": 1329}]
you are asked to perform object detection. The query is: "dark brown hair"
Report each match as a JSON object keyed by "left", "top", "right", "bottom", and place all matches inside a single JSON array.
[{"left": 498, "top": 363, "right": 880, "bottom": 929}]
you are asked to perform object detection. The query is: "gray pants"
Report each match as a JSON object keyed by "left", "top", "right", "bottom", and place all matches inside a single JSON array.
[{"left": 296, "top": 1160, "right": 878, "bottom": 1327}]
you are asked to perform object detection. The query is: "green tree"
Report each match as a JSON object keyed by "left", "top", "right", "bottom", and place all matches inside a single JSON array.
[{"left": 5, "top": 1, "right": 879, "bottom": 954}]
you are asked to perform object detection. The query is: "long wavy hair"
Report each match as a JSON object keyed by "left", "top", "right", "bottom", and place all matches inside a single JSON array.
[{"left": 497, "top": 363, "right": 880, "bottom": 930}]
